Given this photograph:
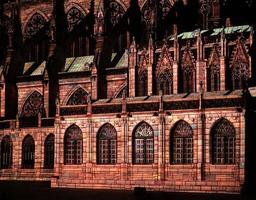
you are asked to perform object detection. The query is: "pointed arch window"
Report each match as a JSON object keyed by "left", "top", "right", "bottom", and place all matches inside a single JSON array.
[
  {"left": 133, "top": 122, "right": 154, "bottom": 164},
  {"left": 137, "top": 70, "right": 148, "bottom": 96},
  {"left": 211, "top": 118, "right": 236, "bottom": 164},
  {"left": 44, "top": 134, "right": 54, "bottom": 169},
  {"left": 21, "top": 91, "right": 44, "bottom": 117},
  {"left": 183, "top": 66, "right": 196, "bottom": 93},
  {"left": 208, "top": 64, "right": 220, "bottom": 91},
  {"left": 64, "top": 125, "right": 83, "bottom": 165},
  {"left": 24, "top": 13, "right": 49, "bottom": 63},
  {"left": 157, "top": 70, "right": 173, "bottom": 95},
  {"left": 171, "top": 120, "right": 193, "bottom": 164},
  {"left": 66, "top": 7, "right": 94, "bottom": 57},
  {"left": 97, "top": 124, "right": 117, "bottom": 164},
  {"left": 232, "top": 61, "right": 249, "bottom": 90},
  {"left": 0, "top": 136, "right": 13, "bottom": 169},
  {"left": 67, "top": 7, "right": 84, "bottom": 32},
  {"left": 67, "top": 88, "right": 88, "bottom": 105},
  {"left": 22, "top": 135, "right": 35, "bottom": 169}
]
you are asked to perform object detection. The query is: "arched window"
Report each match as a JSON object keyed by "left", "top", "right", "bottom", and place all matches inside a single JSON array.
[
  {"left": 67, "top": 88, "right": 88, "bottom": 105},
  {"left": 133, "top": 122, "right": 154, "bottom": 164},
  {"left": 157, "top": 70, "right": 173, "bottom": 95},
  {"left": 22, "top": 135, "right": 35, "bottom": 169},
  {"left": 183, "top": 66, "right": 196, "bottom": 93},
  {"left": 66, "top": 7, "right": 94, "bottom": 57},
  {"left": 21, "top": 91, "right": 44, "bottom": 117},
  {"left": 137, "top": 70, "right": 148, "bottom": 96},
  {"left": 232, "top": 61, "right": 249, "bottom": 90},
  {"left": 207, "top": 64, "right": 220, "bottom": 91},
  {"left": 44, "top": 134, "right": 54, "bottom": 169},
  {"left": 171, "top": 120, "right": 193, "bottom": 164},
  {"left": 0, "top": 136, "right": 12, "bottom": 169},
  {"left": 24, "top": 13, "right": 49, "bottom": 63},
  {"left": 64, "top": 125, "right": 83, "bottom": 165},
  {"left": 97, "top": 123, "right": 117, "bottom": 164},
  {"left": 211, "top": 118, "right": 236, "bottom": 164}
]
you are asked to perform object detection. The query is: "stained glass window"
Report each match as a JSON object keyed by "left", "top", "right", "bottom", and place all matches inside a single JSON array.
[
  {"left": 21, "top": 91, "right": 44, "bottom": 117},
  {"left": 67, "top": 88, "right": 88, "bottom": 105}
]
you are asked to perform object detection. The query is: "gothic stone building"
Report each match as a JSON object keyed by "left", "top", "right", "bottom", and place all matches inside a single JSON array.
[{"left": 0, "top": 0, "right": 255, "bottom": 194}]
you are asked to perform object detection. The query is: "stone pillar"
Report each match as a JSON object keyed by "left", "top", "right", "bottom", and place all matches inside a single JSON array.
[
  {"left": 91, "top": 63, "right": 98, "bottom": 100},
  {"left": 43, "top": 70, "right": 49, "bottom": 117},
  {"left": 0, "top": 76, "right": 5, "bottom": 118},
  {"left": 148, "top": 35, "right": 154, "bottom": 96},
  {"left": 220, "top": 30, "right": 226, "bottom": 91},
  {"left": 158, "top": 114, "right": 166, "bottom": 181},
  {"left": 220, "top": 56, "right": 226, "bottom": 91},
  {"left": 196, "top": 61, "right": 207, "bottom": 93},
  {"left": 173, "top": 61, "right": 178, "bottom": 94},
  {"left": 239, "top": 110, "right": 246, "bottom": 183},
  {"left": 121, "top": 116, "right": 128, "bottom": 180},
  {"left": 129, "top": 37, "right": 136, "bottom": 97}
]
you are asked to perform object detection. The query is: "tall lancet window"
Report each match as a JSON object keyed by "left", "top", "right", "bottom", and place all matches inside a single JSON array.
[
  {"left": 24, "top": 13, "right": 49, "bottom": 63},
  {"left": 0, "top": 136, "right": 13, "bottom": 169},
  {"left": 207, "top": 45, "right": 221, "bottom": 91},
  {"left": 182, "top": 47, "right": 196, "bottom": 93}
]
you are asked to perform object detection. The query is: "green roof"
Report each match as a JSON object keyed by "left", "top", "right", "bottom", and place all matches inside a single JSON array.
[
  {"left": 115, "top": 51, "right": 128, "bottom": 68},
  {"left": 31, "top": 61, "right": 46, "bottom": 76},
  {"left": 23, "top": 62, "right": 35, "bottom": 74},
  {"left": 64, "top": 57, "right": 76, "bottom": 71},
  {"left": 168, "top": 25, "right": 252, "bottom": 40},
  {"left": 211, "top": 25, "right": 251, "bottom": 36},
  {"left": 67, "top": 56, "right": 94, "bottom": 72}
]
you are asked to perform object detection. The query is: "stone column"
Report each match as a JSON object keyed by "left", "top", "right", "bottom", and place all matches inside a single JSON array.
[
  {"left": 148, "top": 35, "right": 154, "bottom": 96},
  {"left": 91, "top": 63, "right": 98, "bottom": 100},
  {"left": 129, "top": 38, "right": 136, "bottom": 97}
]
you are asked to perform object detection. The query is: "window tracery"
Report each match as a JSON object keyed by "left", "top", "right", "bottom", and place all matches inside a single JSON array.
[
  {"left": 211, "top": 118, "right": 235, "bottom": 164},
  {"left": 24, "top": 13, "right": 47, "bottom": 39},
  {"left": 156, "top": 45, "right": 173, "bottom": 95},
  {"left": 109, "top": 0, "right": 125, "bottom": 26},
  {"left": 64, "top": 125, "right": 83, "bottom": 165},
  {"left": 67, "top": 7, "right": 85, "bottom": 32},
  {"left": 67, "top": 88, "right": 88, "bottom": 105},
  {"left": 97, "top": 124, "right": 117, "bottom": 164},
  {"left": 133, "top": 122, "right": 154, "bottom": 164},
  {"left": 230, "top": 40, "right": 249, "bottom": 90},
  {"left": 21, "top": 91, "right": 44, "bottom": 117},
  {"left": 207, "top": 45, "right": 220, "bottom": 91},
  {"left": 142, "top": 0, "right": 172, "bottom": 25},
  {"left": 171, "top": 120, "right": 193, "bottom": 164},
  {"left": 182, "top": 47, "right": 196, "bottom": 93}
]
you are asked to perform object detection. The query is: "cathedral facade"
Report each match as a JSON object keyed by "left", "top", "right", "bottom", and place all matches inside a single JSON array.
[{"left": 0, "top": 0, "right": 255, "bottom": 194}]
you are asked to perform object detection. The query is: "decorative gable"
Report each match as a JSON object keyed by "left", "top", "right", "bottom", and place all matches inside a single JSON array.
[
  {"left": 181, "top": 45, "right": 195, "bottom": 70},
  {"left": 230, "top": 39, "right": 249, "bottom": 68},
  {"left": 156, "top": 44, "right": 173, "bottom": 77},
  {"left": 208, "top": 44, "right": 220, "bottom": 67},
  {"left": 138, "top": 49, "right": 149, "bottom": 74}
]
